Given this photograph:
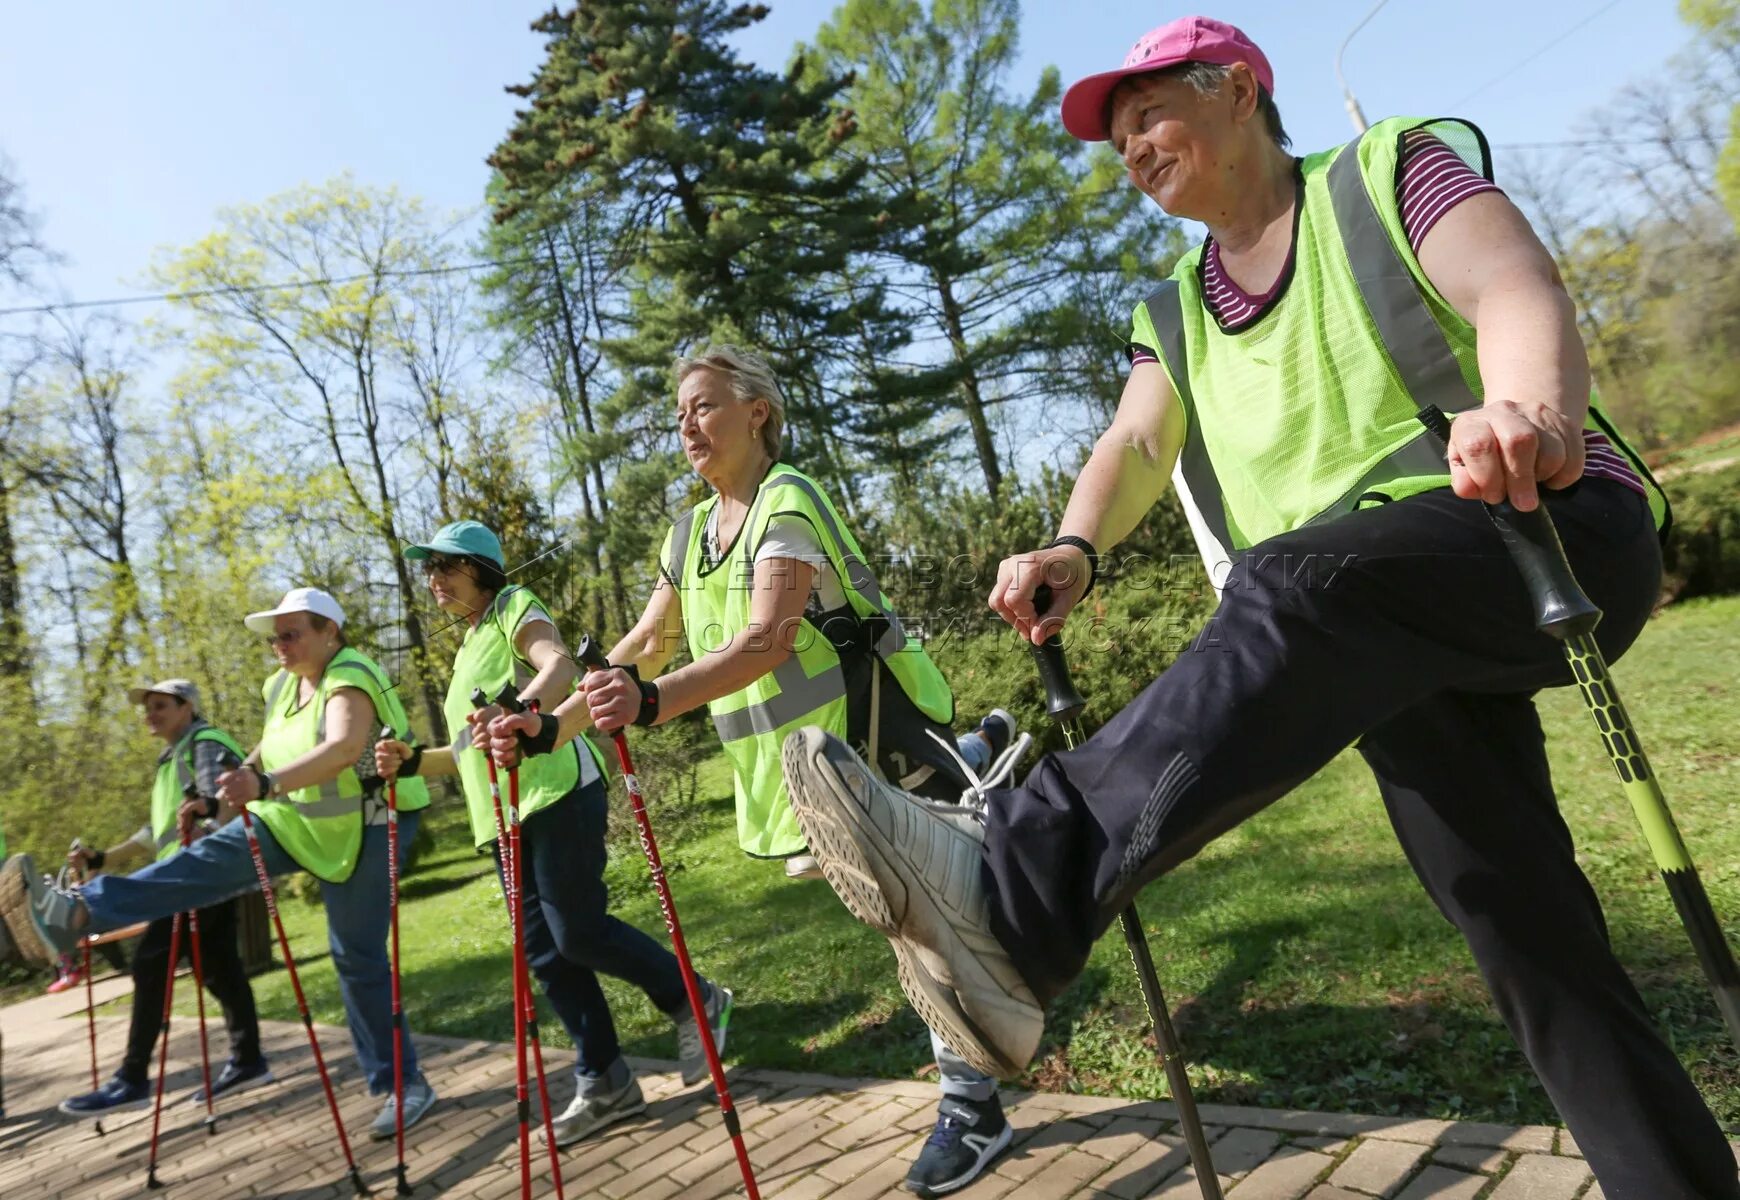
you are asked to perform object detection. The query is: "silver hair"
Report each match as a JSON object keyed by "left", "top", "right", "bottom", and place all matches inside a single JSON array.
[
  {"left": 674, "top": 344, "right": 787, "bottom": 461},
  {"left": 1120, "top": 62, "right": 1291, "bottom": 150}
]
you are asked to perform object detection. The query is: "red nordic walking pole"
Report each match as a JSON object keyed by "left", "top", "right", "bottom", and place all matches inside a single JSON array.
[
  {"left": 144, "top": 910, "right": 185, "bottom": 1189},
  {"left": 473, "top": 692, "right": 532, "bottom": 1196},
  {"left": 381, "top": 728, "right": 413, "bottom": 1195},
  {"left": 238, "top": 805, "right": 370, "bottom": 1196},
  {"left": 69, "top": 842, "right": 105, "bottom": 1137},
  {"left": 572, "top": 638, "right": 761, "bottom": 1200},
  {"left": 178, "top": 811, "right": 219, "bottom": 1136},
  {"left": 498, "top": 695, "right": 567, "bottom": 1200}
]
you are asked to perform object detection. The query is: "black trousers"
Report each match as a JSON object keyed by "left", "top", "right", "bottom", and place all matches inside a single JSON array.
[
  {"left": 119, "top": 899, "right": 262, "bottom": 1085},
  {"left": 982, "top": 480, "right": 1737, "bottom": 1200}
]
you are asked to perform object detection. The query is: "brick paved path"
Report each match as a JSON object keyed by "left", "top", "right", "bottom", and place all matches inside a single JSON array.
[{"left": 2, "top": 971, "right": 1733, "bottom": 1199}]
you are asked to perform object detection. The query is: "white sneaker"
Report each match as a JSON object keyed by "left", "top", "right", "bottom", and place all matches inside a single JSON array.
[
  {"left": 780, "top": 727, "right": 1042, "bottom": 1079},
  {"left": 783, "top": 854, "right": 825, "bottom": 881},
  {"left": 544, "top": 1077, "right": 646, "bottom": 1146}
]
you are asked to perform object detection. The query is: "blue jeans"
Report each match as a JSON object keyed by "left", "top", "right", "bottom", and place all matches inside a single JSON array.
[
  {"left": 501, "top": 779, "right": 689, "bottom": 1082},
  {"left": 81, "top": 813, "right": 423, "bottom": 1095}
]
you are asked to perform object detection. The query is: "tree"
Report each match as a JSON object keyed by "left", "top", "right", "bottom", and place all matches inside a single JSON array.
[
  {"left": 149, "top": 178, "right": 480, "bottom": 740},
  {"left": 488, "top": 0, "right": 914, "bottom": 500},
  {"left": 478, "top": 179, "right": 640, "bottom": 636},
  {"left": 14, "top": 313, "right": 149, "bottom": 690},
  {"left": 807, "top": 0, "right": 1168, "bottom": 494},
  {"left": 1680, "top": 0, "right": 1740, "bottom": 222}
]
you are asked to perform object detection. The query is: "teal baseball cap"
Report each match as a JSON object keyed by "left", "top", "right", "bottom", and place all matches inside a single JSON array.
[{"left": 403, "top": 520, "right": 505, "bottom": 568}]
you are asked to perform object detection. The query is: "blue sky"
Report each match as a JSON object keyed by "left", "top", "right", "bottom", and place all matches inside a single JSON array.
[{"left": 0, "top": 0, "right": 1692, "bottom": 308}]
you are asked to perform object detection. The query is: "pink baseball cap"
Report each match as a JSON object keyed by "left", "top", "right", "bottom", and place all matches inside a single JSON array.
[{"left": 1060, "top": 16, "right": 1275, "bottom": 142}]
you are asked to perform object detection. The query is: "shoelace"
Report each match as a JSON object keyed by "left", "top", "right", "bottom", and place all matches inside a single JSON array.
[
  {"left": 926, "top": 729, "right": 1034, "bottom": 816},
  {"left": 924, "top": 1104, "right": 978, "bottom": 1149}
]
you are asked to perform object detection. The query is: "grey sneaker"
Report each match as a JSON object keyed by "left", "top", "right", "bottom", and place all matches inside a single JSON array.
[
  {"left": 781, "top": 727, "right": 1042, "bottom": 1079},
  {"left": 369, "top": 1075, "right": 436, "bottom": 1140},
  {"left": 675, "top": 982, "right": 733, "bottom": 1086},
  {"left": 544, "top": 1077, "right": 646, "bottom": 1146},
  {"left": 20, "top": 855, "right": 84, "bottom": 958}
]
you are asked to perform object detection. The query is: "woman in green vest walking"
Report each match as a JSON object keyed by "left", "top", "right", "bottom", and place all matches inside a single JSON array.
[
  {"left": 777, "top": 16, "right": 1737, "bottom": 1200},
  {"left": 373, "top": 521, "right": 725, "bottom": 1147},
  {"left": 27, "top": 588, "right": 439, "bottom": 1141},
  {"left": 491, "top": 347, "right": 1025, "bottom": 1198}
]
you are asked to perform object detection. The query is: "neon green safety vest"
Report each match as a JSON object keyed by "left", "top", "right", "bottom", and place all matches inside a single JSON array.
[
  {"left": 662, "top": 463, "right": 955, "bottom": 857},
  {"left": 254, "top": 647, "right": 430, "bottom": 883},
  {"left": 148, "top": 721, "right": 245, "bottom": 861},
  {"left": 443, "top": 585, "right": 604, "bottom": 848},
  {"left": 1133, "top": 116, "right": 1669, "bottom": 580}
]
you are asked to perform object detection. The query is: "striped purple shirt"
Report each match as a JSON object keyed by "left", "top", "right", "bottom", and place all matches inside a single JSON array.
[{"left": 1132, "top": 130, "right": 1644, "bottom": 494}]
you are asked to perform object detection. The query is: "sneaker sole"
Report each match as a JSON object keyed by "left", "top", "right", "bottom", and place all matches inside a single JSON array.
[
  {"left": 906, "top": 1120, "right": 1015, "bottom": 1197},
  {"left": 547, "top": 1095, "right": 648, "bottom": 1147},
  {"left": 57, "top": 1096, "right": 150, "bottom": 1118},
  {"left": 781, "top": 730, "right": 1038, "bottom": 1079}
]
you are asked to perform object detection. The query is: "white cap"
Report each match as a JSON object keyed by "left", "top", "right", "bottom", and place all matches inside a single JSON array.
[
  {"left": 127, "top": 679, "right": 201, "bottom": 710},
  {"left": 244, "top": 587, "right": 347, "bottom": 635}
]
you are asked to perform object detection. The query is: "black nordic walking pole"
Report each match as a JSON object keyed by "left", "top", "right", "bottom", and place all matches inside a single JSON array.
[
  {"left": 1027, "top": 585, "right": 1223, "bottom": 1200},
  {"left": 469, "top": 689, "right": 543, "bottom": 1200},
  {"left": 69, "top": 842, "right": 105, "bottom": 1137},
  {"left": 380, "top": 728, "right": 413, "bottom": 1195},
  {"left": 488, "top": 689, "right": 567, "bottom": 1200},
  {"left": 144, "top": 908, "right": 186, "bottom": 1189},
  {"left": 239, "top": 805, "right": 370, "bottom": 1195},
  {"left": 571, "top": 638, "right": 762, "bottom": 1200},
  {"left": 1420, "top": 406, "right": 1740, "bottom": 1051},
  {"left": 177, "top": 804, "right": 220, "bottom": 1136}
]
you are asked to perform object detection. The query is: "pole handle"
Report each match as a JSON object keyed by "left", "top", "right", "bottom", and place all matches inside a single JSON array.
[
  {"left": 574, "top": 634, "right": 609, "bottom": 672},
  {"left": 494, "top": 684, "right": 525, "bottom": 716},
  {"left": 1419, "top": 406, "right": 1603, "bottom": 640},
  {"left": 1028, "top": 584, "right": 1087, "bottom": 725}
]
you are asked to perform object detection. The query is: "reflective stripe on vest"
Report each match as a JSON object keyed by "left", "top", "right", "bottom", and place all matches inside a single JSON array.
[{"left": 710, "top": 654, "right": 846, "bottom": 744}]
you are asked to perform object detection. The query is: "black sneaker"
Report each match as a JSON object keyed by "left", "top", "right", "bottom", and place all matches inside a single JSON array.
[
  {"left": 904, "top": 1094, "right": 1012, "bottom": 1197},
  {"left": 58, "top": 1075, "right": 151, "bottom": 1117},
  {"left": 192, "top": 1057, "right": 275, "bottom": 1103}
]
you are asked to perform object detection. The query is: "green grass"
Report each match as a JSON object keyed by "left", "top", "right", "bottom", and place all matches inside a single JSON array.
[{"left": 161, "top": 597, "right": 1740, "bottom": 1127}]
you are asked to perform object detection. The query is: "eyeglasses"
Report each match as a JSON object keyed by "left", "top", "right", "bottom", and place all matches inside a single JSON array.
[
  {"left": 421, "top": 554, "right": 466, "bottom": 577},
  {"left": 263, "top": 629, "right": 304, "bottom": 648}
]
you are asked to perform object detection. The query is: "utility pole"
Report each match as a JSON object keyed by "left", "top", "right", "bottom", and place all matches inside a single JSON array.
[{"left": 1335, "top": 0, "right": 1392, "bottom": 134}]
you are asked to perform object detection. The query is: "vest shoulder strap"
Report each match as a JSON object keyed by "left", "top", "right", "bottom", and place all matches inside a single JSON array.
[{"left": 1324, "top": 129, "right": 1480, "bottom": 421}]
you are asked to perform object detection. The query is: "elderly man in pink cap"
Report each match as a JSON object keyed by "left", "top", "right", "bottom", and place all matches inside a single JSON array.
[{"left": 784, "top": 15, "right": 1735, "bottom": 1199}]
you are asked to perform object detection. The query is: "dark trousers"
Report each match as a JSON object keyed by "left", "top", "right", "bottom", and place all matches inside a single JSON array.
[
  {"left": 983, "top": 480, "right": 1737, "bottom": 1200},
  {"left": 120, "top": 899, "right": 261, "bottom": 1085},
  {"left": 497, "top": 779, "right": 689, "bottom": 1080}
]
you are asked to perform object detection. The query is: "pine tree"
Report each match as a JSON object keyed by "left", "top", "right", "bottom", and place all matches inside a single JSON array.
[{"left": 488, "top": 1, "right": 917, "bottom": 496}]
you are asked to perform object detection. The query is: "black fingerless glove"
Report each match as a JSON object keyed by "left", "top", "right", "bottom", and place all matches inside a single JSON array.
[
  {"left": 87, "top": 848, "right": 106, "bottom": 870},
  {"left": 401, "top": 744, "right": 424, "bottom": 777},
  {"left": 618, "top": 663, "right": 661, "bottom": 728},
  {"left": 518, "top": 712, "right": 561, "bottom": 757}
]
